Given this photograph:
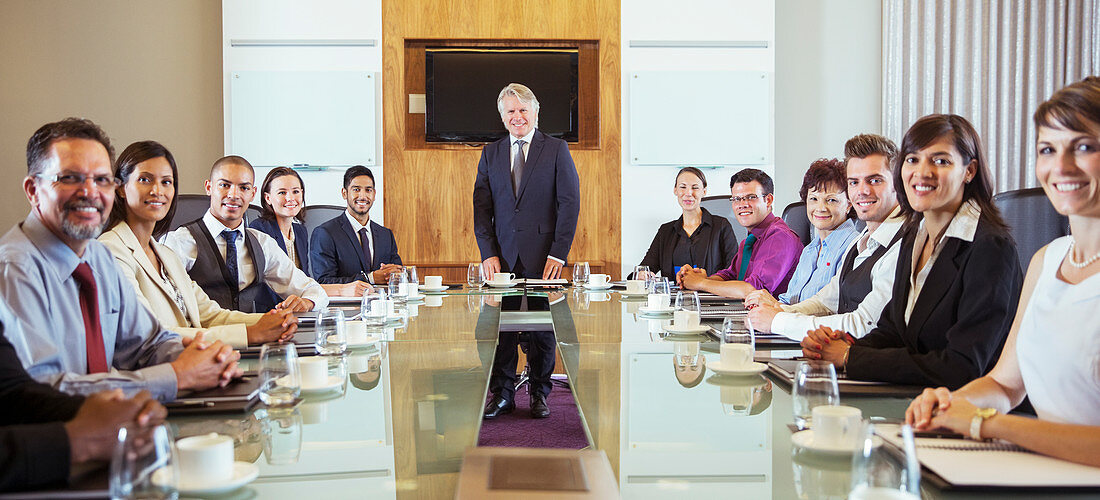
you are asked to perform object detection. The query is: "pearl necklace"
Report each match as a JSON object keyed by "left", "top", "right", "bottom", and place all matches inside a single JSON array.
[{"left": 1068, "top": 238, "right": 1100, "bottom": 269}]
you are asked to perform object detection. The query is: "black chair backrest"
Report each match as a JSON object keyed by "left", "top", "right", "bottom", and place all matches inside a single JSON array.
[
  {"left": 781, "top": 202, "right": 813, "bottom": 246},
  {"left": 700, "top": 195, "right": 746, "bottom": 244},
  {"left": 301, "top": 205, "right": 347, "bottom": 237},
  {"left": 993, "top": 187, "right": 1070, "bottom": 270},
  {"left": 167, "top": 194, "right": 262, "bottom": 233}
]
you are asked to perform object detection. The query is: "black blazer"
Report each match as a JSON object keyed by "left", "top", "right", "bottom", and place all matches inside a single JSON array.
[
  {"left": 0, "top": 328, "right": 84, "bottom": 491},
  {"left": 473, "top": 130, "right": 581, "bottom": 277},
  {"left": 248, "top": 217, "right": 311, "bottom": 275},
  {"left": 637, "top": 208, "right": 739, "bottom": 278},
  {"left": 846, "top": 217, "right": 1022, "bottom": 389},
  {"left": 309, "top": 214, "right": 402, "bottom": 284}
]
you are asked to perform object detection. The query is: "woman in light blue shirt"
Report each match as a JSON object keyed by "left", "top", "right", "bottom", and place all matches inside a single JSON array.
[{"left": 778, "top": 159, "right": 859, "bottom": 304}]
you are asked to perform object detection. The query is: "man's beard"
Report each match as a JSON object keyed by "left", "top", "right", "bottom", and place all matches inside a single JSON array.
[
  {"left": 349, "top": 202, "right": 370, "bottom": 217},
  {"left": 60, "top": 203, "right": 106, "bottom": 240}
]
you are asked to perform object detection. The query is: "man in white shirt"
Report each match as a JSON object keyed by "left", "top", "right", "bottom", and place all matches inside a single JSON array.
[
  {"left": 745, "top": 134, "right": 903, "bottom": 340},
  {"left": 163, "top": 156, "right": 328, "bottom": 313}
]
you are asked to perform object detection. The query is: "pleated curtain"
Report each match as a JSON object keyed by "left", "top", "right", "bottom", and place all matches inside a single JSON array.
[{"left": 883, "top": 0, "right": 1100, "bottom": 192}]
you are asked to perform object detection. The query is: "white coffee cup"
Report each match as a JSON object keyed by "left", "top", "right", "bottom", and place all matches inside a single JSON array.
[
  {"left": 344, "top": 321, "right": 367, "bottom": 345},
  {"left": 625, "top": 280, "right": 645, "bottom": 294},
  {"left": 407, "top": 283, "right": 419, "bottom": 298},
  {"left": 673, "top": 310, "right": 701, "bottom": 328},
  {"left": 588, "top": 274, "right": 610, "bottom": 286},
  {"left": 425, "top": 275, "right": 443, "bottom": 288},
  {"left": 493, "top": 272, "right": 515, "bottom": 283},
  {"left": 812, "top": 405, "right": 862, "bottom": 449},
  {"left": 298, "top": 357, "right": 328, "bottom": 388},
  {"left": 721, "top": 343, "right": 754, "bottom": 368},
  {"left": 647, "top": 293, "right": 670, "bottom": 309},
  {"left": 176, "top": 433, "right": 234, "bottom": 486}
]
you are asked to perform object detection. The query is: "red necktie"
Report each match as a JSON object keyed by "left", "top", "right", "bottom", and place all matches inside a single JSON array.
[{"left": 72, "top": 263, "right": 108, "bottom": 373}]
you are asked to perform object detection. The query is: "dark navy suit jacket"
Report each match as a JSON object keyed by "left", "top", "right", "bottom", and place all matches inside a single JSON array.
[
  {"left": 309, "top": 214, "right": 402, "bottom": 284},
  {"left": 248, "top": 217, "right": 311, "bottom": 275},
  {"left": 472, "top": 129, "right": 581, "bottom": 278}
]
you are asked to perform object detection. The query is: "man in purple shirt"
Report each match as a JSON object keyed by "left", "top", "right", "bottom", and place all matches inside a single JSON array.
[{"left": 679, "top": 168, "right": 803, "bottom": 298}]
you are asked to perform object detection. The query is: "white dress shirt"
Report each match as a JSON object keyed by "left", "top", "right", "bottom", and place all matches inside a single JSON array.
[
  {"left": 770, "top": 209, "right": 904, "bottom": 340},
  {"left": 162, "top": 211, "right": 328, "bottom": 311},
  {"left": 905, "top": 199, "right": 981, "bottom": 322}
]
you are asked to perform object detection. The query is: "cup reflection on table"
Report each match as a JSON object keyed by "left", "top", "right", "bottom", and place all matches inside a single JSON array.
[
  {"left": 260, "top": 408, "right": 303, "bottom": 466},
  {"left": 110, "top": 424, "right": 178, "bottom": 500},
  {"left": 792, "top": 446, "right": 853, "bottom": 500}
]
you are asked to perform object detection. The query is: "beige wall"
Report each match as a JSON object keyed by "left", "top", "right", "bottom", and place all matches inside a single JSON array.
[{"left": 0, "top": 0, "right": 222, "bottom": 231}]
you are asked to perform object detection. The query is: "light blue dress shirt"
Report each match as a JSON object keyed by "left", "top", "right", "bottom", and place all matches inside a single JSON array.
[
  {"left": 0, "top": 211, "right": 183, "bottom": 401},
  {"left": 778, "top": 219, "right": 859, "bottom": 305}
]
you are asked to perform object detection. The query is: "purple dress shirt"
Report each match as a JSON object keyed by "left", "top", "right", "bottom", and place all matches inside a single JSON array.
[{"left": 713, "top": 213, "right": 803, "bottom": 295}]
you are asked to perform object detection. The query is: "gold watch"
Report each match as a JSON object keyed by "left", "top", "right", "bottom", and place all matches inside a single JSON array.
[{"left": 969, "top": 407, "right": 997, "bottom": 440}]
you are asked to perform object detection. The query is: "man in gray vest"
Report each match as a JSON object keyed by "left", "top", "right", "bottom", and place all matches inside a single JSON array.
[
  {"left": 745, "top": 134, "right": 904, "bottom": 341},
  {"left": 163, "top": 156, "right": 328, "bottom": 313}
]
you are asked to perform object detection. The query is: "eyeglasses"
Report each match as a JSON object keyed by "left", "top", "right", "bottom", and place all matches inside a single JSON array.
[
  {"left": 36, "top": 173, "right": 120, "bottom": 190},
  {"left": 730, "top": 194, "right": 761, "bottom": 203}
]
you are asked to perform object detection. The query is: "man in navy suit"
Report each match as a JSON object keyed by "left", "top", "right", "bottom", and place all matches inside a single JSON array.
[
  {"left": 309, "top": 166, "right": 403, "bottom": 286},
  {"left": 474, "top": 83, "right": 581, "bottom": 420}
]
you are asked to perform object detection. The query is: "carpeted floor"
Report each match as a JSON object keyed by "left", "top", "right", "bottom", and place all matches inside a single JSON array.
[{"left": 477, "top": 384, "right": 590, "bottom": 449}]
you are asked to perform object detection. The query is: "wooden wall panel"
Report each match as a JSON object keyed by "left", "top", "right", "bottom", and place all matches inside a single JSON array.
[{"left": 382, "top": 0, "right": 622, "bottom": 281}]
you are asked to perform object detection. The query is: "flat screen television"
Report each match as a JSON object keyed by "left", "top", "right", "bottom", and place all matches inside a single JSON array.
[{"left": 425, "top": 48, "right": 579, "bottom": 143}]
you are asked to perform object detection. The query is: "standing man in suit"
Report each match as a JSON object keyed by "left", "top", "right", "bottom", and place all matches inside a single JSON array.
[
  {"left": 474, "top": 83, "right": 581, "bottom": 420},
  {"left": 310, "top": 165, "right": 403, "bottom": 286}
]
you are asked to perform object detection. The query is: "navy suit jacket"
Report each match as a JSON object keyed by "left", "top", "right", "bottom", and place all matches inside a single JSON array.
[
  {"left": 248, "top": 217, "right": 310, "bottom": 275},
  {"left": 309, "top": 214, "right": 402, "bottom": 284},
  {"left": 472, "top": 129, "right": 581, "bottom": 278}
]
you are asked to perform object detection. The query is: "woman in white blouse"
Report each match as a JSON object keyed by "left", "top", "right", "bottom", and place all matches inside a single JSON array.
[
  {"left": 906, "top": 77, "right": 1100, "bottom": 467},
  {"left": 99, "top": 141, "right": 296, "bottom": 348}
]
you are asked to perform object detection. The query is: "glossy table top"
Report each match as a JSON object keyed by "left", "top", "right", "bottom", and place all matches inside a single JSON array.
[{"left": 168, "top": 289, "right": 1095, "bottom": 499}]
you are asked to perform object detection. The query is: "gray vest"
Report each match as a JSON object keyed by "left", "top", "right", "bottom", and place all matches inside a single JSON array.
[{"left": 184, "top": 221, "right": 269, "bottom": 313}]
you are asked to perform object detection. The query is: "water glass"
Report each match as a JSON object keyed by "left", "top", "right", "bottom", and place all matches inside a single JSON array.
[
  {"left": 260, "top": 408, "right": 303, "bottom": 465},
  {"left": 259, "top": 343, "right": 300, "bottom": 407},
  {"left": 572, "top": 261, "right": 590, "bottom": 287},
  {"left": 467, "top": 263, "right": 484, "bottom": 289},
  {"left": 315, "top": 307, "right": 346, "bottom": 355},
  {"left": 388, "top": 271, "right": 409, "bottom": 303},
  {"left": 361, "top": 290, "right": 388, "bottom": 327},
  {"left": 110, "top": 424, "right": 178, "bottom": 500},
  {"left": 849, "top": 423, "right": 921, "bottom": 499},
  {"left": 792, "top": 360, "right": 839, "bottom": 429},
  {"left": 720, "top": 316, "right": 755, "bottom": 368},
  {"left": 633, "top": 265, "right": 652, "bottom": 281},
  {"left": 674, "top": 290, "right": 700, "bottom": 313},
  {"left": 405, "top": 265, "right": 419, "bottom": 284}
]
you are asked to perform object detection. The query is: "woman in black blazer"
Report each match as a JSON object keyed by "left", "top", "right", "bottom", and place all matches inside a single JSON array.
[
  {"left": 802, "top": 114, "right": 1022, "bottom": 389},
  {"left": 637, "top": 167, "right": 739, "bottom": 279}
]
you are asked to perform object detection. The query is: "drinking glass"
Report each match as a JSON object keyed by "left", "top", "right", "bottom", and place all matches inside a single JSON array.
[
  {"left": 315, "top": 307, "right": 346, "bottom": 355},
  {"left": 674, "top": 290, "right": 700, "bottom": 313},
  {"left": 259, "top": 343, "right": 300, "bottom": 407},
  {"left": 648, "top": 278, "right": 672, "bottom": 308},
  {"left": 792, "top": 360, "right": 839, "bottom": 429},
  {"left": 260, "top": 408, "right": 303, "bottom": 466},
  {"left": 361, "top": 290, "right": 388, "bottom": 327},
  {"left": 467, "top": 263, "right": 484, "bottom": 289},
  {"left": 572, "top": 261, "right": 590, "bottom": 287},
  {"left": 388, "top": 271, "right": 409, "bottom": 303},
  {"left": 673, "top": 340, "right": 701, "bottom": 367},
  {"left": 110, "top": 424, "right": 178, "bottom": 500},
  {"left": 849, "top": 423, "right": 921, "bottom": 499},
  {"left": 720, "top": 316, "right": 755, "bottom": 368},
  {"left": 405, "top": 265, "right": 419, "bottom": 284},
  {"left": 633, "top": 265, "right": 652, "bottom": 281}
]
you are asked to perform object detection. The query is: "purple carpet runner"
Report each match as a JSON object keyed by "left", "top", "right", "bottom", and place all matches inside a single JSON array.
[{"left": 477, "top": 387, "right": 589, "bottom": 449}]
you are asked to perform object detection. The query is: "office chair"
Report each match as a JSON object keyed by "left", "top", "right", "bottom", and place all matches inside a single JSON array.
[
  {"left": 168, "top": 194, "right": 263, "bottom": 232},
  {"left": 781, "top": 202, "right": 813, "bottom": 246},
  {"left": 700, "top": 195, "right": 746, "bottom": 245},
  {"left": 301, "top": 204, "right": 346, "bottom": 236},
  {"left": 993, "top": 187, "right": 1070, "bottom": 270}
]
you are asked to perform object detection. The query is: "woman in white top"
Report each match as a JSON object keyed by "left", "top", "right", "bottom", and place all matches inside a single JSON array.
[
  {"left": 99, "top": 141, "right": 297, "bottom": 348},
  {"left": 906, "top": 76, "right": 1100, "bottom": 467}
]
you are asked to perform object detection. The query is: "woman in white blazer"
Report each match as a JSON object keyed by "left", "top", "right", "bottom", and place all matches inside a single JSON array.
[{"left": 99, "top": 141, "right": 296, "bottom": 348}]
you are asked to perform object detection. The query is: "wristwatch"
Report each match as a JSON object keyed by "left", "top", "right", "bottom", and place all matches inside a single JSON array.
[{"left": 969, "top": 407, "right": 997, "bottom": 440}]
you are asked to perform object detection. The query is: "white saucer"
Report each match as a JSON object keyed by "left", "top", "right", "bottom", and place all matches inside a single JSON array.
[
  {"left": 583, "top": 283, "right": 613, "bottom": 290},
  {"left": 709, "top": 361, "right": 768, "bottom": 376},
  {"left": 154, "top": 462, "right": 259, "bottom": 495},
  {"left": 791, "top": 429, "right": 883, "bottom": 455},
  {"left": 619, "top": 291, "right": 648, "bottom": 297},
  {"left": 345, "top": 334, "right": 382, "bottom": 348},
  {"left": 419, "top": 285, "right": 449, "bottom": 293},
  {"left": 405, "top": 293, "right": 426, "bottom": 302},
  {"left": 279, "top": 375, "right": 343, "bottom": 393},
  {"left": 664, "top": 324, "right": 709, "bottom": 334},
  {"left": 638, "top": 305, "right": 674, "bottom": 315},
  {"left": 485, "top": 281, "right": 517, "bottom": 288}
]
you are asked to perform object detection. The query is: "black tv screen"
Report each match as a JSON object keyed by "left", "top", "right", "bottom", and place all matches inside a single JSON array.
[{"left": 425, "top": 49, "right": 579, "bottom": 143}]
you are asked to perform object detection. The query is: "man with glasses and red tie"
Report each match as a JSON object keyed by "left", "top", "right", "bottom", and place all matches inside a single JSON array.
[
  {"left": 679, "top": 168, "right": 803, "bottom": 298},
  {"left": 0, "top": 118, "right": 241, "bottom": 402}
]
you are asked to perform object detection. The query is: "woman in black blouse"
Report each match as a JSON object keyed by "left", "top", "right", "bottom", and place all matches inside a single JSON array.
[{"left": 637, "top": 167, "right": 739, "bottom": 279}]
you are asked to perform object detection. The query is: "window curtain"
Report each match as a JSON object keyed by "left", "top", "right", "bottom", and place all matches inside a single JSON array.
[{"left": 883, "top": 0, "right": 1100, "bottom": 192}]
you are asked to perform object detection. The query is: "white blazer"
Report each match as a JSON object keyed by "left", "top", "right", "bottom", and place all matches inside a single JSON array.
[{"left": 99, "top": 222, "right": 260, "bottom": 347}]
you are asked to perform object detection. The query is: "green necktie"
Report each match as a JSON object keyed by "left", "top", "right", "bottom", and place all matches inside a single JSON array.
[{"left": 738, "top": 234, "right": 757, "bottom": 281}]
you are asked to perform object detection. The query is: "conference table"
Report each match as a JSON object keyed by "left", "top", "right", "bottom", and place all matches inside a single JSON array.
[{"left": 162, "top": 287, "right": 1093, "bottom": 499}]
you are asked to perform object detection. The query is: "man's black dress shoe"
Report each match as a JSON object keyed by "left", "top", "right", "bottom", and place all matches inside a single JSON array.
[
  {"left": 531, "top": 394, "right": 550, "bottom": 418},
  {"left": 484, "top": 395, "right": 515, "bottom": 419}
]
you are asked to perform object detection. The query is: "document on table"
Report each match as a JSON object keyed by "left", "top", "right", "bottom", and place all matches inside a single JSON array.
[{"left": 877, "top": 424, "right": 1100, "bottom": 490}]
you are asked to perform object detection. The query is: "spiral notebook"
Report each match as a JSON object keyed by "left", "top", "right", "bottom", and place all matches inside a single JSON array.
[{"left": 877, "top": 424, "right": 1100, "bottom": 491}]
